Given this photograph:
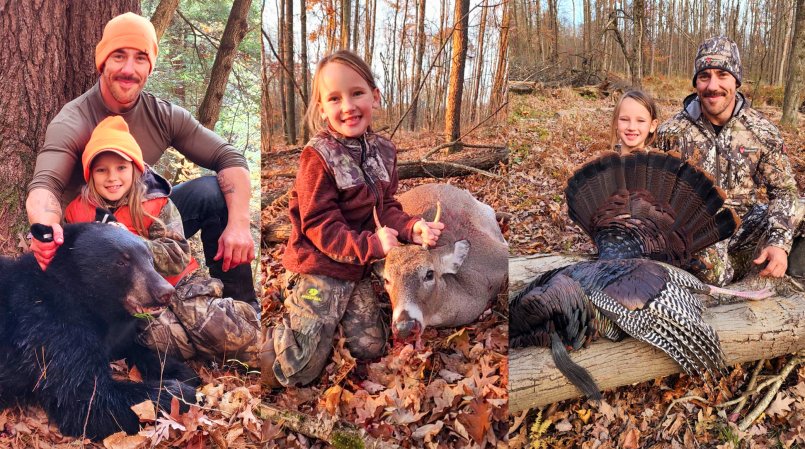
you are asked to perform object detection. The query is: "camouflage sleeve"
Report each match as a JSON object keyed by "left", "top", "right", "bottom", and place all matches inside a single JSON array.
[
  {"left": 654, "top": 117, "right": 685, "bottom": 154},
  {"left": 758, "top": 140, "right": 800, "bottom": 252},
  {"left": 145, "top": 199, "right": 191, "bottom": 276}
]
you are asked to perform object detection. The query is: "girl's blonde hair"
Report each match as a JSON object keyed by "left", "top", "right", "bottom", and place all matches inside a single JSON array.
[
  {"left": 81, "top": 163, "right": 157, "bottom": 236},
  {"left": 610, "top": 90, "right": 660, "bottom": 150},
  {"left": 304, "top": 50, "right": 379, "bottom": 135}
]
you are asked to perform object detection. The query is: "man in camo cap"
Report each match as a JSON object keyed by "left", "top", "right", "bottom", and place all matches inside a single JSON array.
[{"left": 656, "top": 36, "right": 804, "bottom": 286}]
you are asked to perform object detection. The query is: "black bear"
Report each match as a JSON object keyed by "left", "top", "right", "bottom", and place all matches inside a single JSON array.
[{"left": 0, "top": 223, "right": 198, "bottom": 440}]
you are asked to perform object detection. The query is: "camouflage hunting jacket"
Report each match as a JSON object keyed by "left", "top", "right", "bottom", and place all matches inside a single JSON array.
[
  {"left": 283, "top": 128, "right": 419, "bottom": 281},
  {"left": 656, "top": 93, "right": 800, "bottom": 252},
  {"left": 65, "top": 170, "right": 193, "bottom": 278}
]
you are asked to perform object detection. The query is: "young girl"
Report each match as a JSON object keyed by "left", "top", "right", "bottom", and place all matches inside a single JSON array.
[
  {"left": 65, "top": 115, "right": 260, "bottom": 367},
  {"left": 611, "top": 90, "right": 660, "bottom": 152},
  {"left": 264, "top": 50, "right": 443, "bottom": 388}
]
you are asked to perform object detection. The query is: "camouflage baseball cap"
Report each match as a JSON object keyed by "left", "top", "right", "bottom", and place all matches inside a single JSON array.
[{"left": 693, "top": 36, "right": 742, "bottom": 87}]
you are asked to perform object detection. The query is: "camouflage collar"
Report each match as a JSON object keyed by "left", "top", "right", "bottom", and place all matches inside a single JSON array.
[
  {"left": 141, "top": 168, "right": 172, "bottom": 200},
  {"left": 683, "top": 92, "right": 747, "bottom": 126},
  {"left": 323, "top": 127, "right": 377, "bottom": 151}
]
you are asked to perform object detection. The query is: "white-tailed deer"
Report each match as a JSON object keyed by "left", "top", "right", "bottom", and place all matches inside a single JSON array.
[{"left": 376, "top": 183, "right": 508, "bottom": 343}]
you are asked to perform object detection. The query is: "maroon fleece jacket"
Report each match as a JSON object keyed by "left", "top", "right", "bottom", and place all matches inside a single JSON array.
[{"left": 282, "top": 130, "right": 419, "bottom": 281}]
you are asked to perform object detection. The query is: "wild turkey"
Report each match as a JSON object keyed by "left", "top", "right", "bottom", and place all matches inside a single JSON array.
[{"left": 509, "top": 150, "right": 773, "bottom": 399}]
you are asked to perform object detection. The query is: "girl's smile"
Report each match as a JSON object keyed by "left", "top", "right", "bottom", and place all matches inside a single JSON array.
[{"left": 91, "top": 151, "right": 134, "bottom": 202}]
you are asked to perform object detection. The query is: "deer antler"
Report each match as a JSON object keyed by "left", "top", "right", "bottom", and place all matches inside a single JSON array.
[
  {"left": 373, "top": 206, "right": 382, "bottom": 229},
  {"left": 421, "top": 201, "right": 442, "bottom": 250}
]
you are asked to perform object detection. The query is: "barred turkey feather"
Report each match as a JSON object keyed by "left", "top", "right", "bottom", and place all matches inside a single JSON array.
[{"left": 510, "top": 150, "right": 770, "bottom": 399}]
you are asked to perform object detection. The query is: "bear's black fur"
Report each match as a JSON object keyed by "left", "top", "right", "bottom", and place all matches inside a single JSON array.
[{"left": 0, "top": 223, "right": 198, "bottom": 440}]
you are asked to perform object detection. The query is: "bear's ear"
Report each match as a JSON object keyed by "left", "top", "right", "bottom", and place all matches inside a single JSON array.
[{"left": 60, "top": 223, "right": 86, "bottom": 248}]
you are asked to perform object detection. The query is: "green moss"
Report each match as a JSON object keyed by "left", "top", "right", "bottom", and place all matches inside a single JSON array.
[{"left": 331, "top": 431, "right": 364, "bottom": 449}]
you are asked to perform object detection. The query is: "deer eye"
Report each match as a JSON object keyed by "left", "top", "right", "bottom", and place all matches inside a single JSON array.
[{"left": 424, "top": 270, "right": 434, "bottom": 281}]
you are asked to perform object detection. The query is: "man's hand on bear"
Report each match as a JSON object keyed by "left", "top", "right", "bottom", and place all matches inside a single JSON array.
[{"left": 30, "top": 223, "right": 64, "bottom": 271}]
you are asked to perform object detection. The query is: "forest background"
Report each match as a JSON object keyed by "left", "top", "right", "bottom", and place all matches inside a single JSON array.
[{"left": 508, "top": 0, "right": 805, "bottom": 448}]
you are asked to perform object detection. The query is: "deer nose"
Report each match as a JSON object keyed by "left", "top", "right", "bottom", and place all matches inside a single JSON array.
[{"left": 395, "top": 319, "right": 416, "bottom": 338}]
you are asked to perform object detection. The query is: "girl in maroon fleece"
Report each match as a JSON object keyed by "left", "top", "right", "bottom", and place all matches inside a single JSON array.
[{"left": 264, "top": 50, "right": 443, "bottom": 388}]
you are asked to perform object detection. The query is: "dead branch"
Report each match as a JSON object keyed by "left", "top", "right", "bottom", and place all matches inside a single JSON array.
[
  {"left": 737, "top": 352, "right": 804, "bottom": 431},
  {"left": 508, "top": 254, "right": 805, "bottom": 413},
  {"left": 255, "top": 403, "right": 402, "bottom": 449}
]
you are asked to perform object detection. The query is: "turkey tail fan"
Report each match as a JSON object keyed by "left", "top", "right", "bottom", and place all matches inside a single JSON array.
[
  {"left": 564, "top": 150, "right": 739, "bottom": 266},
  {"left": 565, "top": 152, "right": 624, "bottom": 236}
]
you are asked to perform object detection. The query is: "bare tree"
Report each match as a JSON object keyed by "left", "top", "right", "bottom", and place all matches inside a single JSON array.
[
  {"left": 409, "top": 0, "right": 427, "bottom": 130},
  {"left": 301, "top": 0, "right": 310, "bottom": 141},
  {"left": 490, "top": 0, "right": 509, "bottom": 107},
  {"left": 341, "top": 0, "right": 351, "bottom": 49},
  {"left": 284, "top": 0, "right": 297, "bottom": 143},
  {"left": 470, "top": 0, "right": 489, "bottom": 123},
  {"left": 198, "top": 0, "right": 253, "bottom": 130},
  {"left": 444, "top": 0, "right": 470, "bottom": 153},
  {"left": 782, "top": 0, "right": 805, "bottom": 127}
]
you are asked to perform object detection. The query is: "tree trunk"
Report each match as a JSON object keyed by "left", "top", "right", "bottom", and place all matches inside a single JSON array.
[
  {"left": 444, "top": 0, "right": 470, "bottom": 153},
  {"left": 340, "top": 0, "right": 351, "bottom": 49},
  {"left": 284, "top": 0, "right": 297, "bottom": 143},
  {"left": 632, "top": 0, "right": 645, "bottom": 87},
  {"left": 470, "top": 0, "right": 488, "bottom": 123},
  {"left": 490, "top": 1, "right": 509, "bottom": 109},
  {"left": 364, "top": 0, "right": 376, "bottom": 66},
  {"left": 150, "top": 0, "right": 180, "bottom": 40},
  {"left": 352, "top": 0, "right": 360, "bottom": 50},
  {"left": 409, "top": 0, "right": 427, "bottom": 131},
  {"left": 508, "top": 255, "right": 805, "bottom": 412},
  {"left": 300, "top": 0, "right": 310, "bottom": 142},
  {"left": 0, "top": 0, "right": 137, "bottom": 254},
  {"left": 198, "top": 0, "right": 252, "bottom": 130},
  {"left": 782, "top": 0, "right": 805, "bottom": 127},
  {"left": 261, "top": 26, "right": 272, "bottom": 153}
]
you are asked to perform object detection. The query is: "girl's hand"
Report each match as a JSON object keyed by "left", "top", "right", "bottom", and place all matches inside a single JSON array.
[
  {"left": 412, "top": 219, "right": 445, "bottom": 247},
  {"left": 377, "top": 226, "right": 400, "bottom": 255}
]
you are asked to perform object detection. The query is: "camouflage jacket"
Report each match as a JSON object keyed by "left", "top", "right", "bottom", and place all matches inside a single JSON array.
[
  {"left": 656, "top": 93, "right": 800, "bottom": 252},
  {"left": 65, "top": 170, "right": 191, "bottom": 276},
  {"left": 283, "top": 128, "right": 419, "bottom": 281}
]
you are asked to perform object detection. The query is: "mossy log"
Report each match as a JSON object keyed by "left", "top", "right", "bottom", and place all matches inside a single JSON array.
[{"left": 255, "top": 403, "right": 402, "bottom": 449}]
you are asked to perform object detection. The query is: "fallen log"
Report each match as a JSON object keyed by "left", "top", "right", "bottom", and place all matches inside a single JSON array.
[
  {"left": 397, "top": 146, "right": 507, "bottom": 179},
  {"left": 508, "top": 254, "right": 805, "bottom": 413}
]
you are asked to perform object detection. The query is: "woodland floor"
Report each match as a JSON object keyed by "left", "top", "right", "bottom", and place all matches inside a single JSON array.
[
  {"left": 507, "top": 77, "right": 805, "bottom": 449},
  {"left": 259, "top": 122, "right": 511, "bottom": 448}
]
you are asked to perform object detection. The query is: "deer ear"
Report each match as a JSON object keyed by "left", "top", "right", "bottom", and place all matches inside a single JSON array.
[{"left": 441, "top": 240, "right": 470, "bottom": 274}]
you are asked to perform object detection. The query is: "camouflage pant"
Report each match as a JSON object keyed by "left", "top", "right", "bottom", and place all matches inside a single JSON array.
[
  {"left": 696, "top": 203, "right": 805, "bottom": 286},
  {"left": 138, "top": 271, "right": 261, "bottom": 367},
  {"left": 270, "top": 272, "right": 389, "bottom": 387}
]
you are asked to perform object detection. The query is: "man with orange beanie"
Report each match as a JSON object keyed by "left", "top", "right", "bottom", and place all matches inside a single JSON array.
[{"left": 26, "top": 12, "right": 257, "bottom": 307}]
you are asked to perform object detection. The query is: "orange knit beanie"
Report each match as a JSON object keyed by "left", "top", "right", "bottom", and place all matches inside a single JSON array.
[
  {"left": 95, "top": 12, "right": 158, "bottom": 74},
  {"left": 83, "top": 116, "right": 145, "bottom": 181}
]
